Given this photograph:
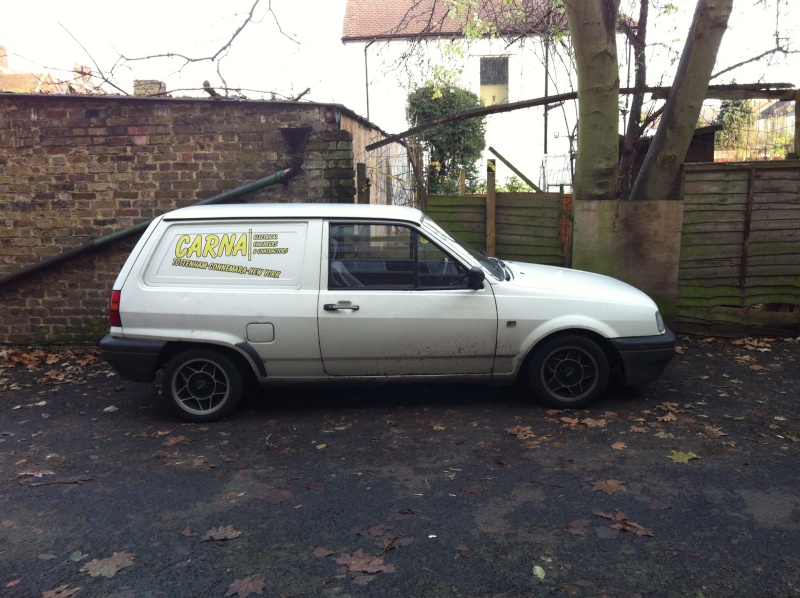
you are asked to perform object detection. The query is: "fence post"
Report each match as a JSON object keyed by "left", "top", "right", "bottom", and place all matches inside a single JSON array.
[
  {"left": 795, "top": 89, "right": 800, "bottom": 157},
  {"left": 487, "top": 159, "right": 496, "bottom": 256}
]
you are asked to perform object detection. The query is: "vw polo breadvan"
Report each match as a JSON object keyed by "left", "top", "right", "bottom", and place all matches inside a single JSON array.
[{"left": 100, "top": 203, "right": 676, "bottom": 422}]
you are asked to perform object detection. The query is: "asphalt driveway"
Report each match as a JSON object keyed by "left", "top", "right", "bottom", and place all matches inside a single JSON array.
[{"left": 1, "top": 334, "right": 799, "bottom": 597}]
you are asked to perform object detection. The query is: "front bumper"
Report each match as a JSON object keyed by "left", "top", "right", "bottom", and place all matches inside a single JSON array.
[
  {"left": 100, "top": 334, "right": 167, "bottom": 383},
  {"left": 610, "top": 328, "right": 677, "bottom": 386}
]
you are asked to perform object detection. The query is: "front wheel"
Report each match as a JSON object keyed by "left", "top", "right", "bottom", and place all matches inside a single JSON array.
[
  {"left": 163, "top": 350, "right": 243, "bottom": 422},
  {"left": 528, "top": 335, "right": 610, "bottom": 409}
]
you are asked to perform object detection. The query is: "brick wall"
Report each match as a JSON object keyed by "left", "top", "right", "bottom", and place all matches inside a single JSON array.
[{"left": 0, "top": 94, "right": 358, "bottom": 345}]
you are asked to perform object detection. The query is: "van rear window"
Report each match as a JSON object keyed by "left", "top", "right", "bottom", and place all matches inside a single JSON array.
[{"left": 144, "top": 222, "right": 307, "bottom": 287}]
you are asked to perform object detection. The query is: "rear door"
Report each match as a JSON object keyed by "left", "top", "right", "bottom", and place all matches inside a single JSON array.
[{"left": 318, "top": 220, "right": 498, "bottom": 376}]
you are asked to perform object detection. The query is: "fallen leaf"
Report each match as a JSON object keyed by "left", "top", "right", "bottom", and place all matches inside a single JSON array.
[
  {"left": 161, "top": 435, "right": 186, "bottom": 447},
  {"left": 611, "top": 441, "right": 627, "bottom": 450},
  {"left": 657, "top": 412, "right": 678, "bottom": 422},
  {"left": 566, "top": 519, "right": 590, "bottom": 535},
  {"left": 631, "top": 426, "right": 648, "bottom": 433},
  {"left": 334, "top": 549, "right": 397, "bottom": 574},
  {"left": 704, "top": 426, "right": 728, "bottom": 438},
  {"left": 265, "top": 488, "right": 292, "bottom": 504},
  {"left": 560, "top": 417, "right": 580, "bottom": 426},
  {"left": 202, "top": 525, "right": 241, "bottom": 541},
  {"left": 592, "top": 479, "right": 627, "bottom": 495},
  {"left": 667, "top": 451, "right": 700, "bottom": 463},
  {"left": 582, "top": 418, "right": 607, "bottom": 428},
  {"left": 506, "top": 426, "right": 535, "bottom": 439},
  {"left": 532, "top": 565, "right": 546, "bottom": 580},
  {"left": 313, "top": 547, "right": 335, "bottom": 558},
  {"left": 42, "top": 584, "right": 81, "bottom": 598},
  {"left": 432, "top": 424, "right": 446, "bottom": 431},
  {"left": 593, "top": 510, "right": 653, "bottom": 537},
  {"left": 102, "top": 405, "right": 118, "bottom": 413},
  {"left": 80, "top": 552, "right": 135, "bottom": 578},
  {"left": 226, "top": 575, "right": 266, "bottom": 598},
  {"left": 315, "top": 443, "right": 327, "bottom": 450}
]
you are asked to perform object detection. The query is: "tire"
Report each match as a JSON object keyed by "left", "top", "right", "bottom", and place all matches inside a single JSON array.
[
  {"left": 528, "top": 335, "right": 610, "bottom": 409},
  {"left": 162, "top": 349, "right": 244, "bottom": 422}
]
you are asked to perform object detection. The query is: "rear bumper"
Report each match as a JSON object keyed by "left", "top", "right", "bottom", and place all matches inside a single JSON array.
[
  {"left": 100, "top": 334, "right": 166, "bottom": 383},
  {"left": 610, "top": 328, "right": 676, "bottom": 386}
]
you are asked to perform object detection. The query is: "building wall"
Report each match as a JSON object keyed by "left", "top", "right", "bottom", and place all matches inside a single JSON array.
[{"left": 0, "top": 94, "right": 359, "bottom": 344}]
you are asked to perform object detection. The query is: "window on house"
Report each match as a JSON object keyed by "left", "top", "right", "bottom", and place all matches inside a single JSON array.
[{"left": 480, "top": 56, "right": 509, "bottom": 106}]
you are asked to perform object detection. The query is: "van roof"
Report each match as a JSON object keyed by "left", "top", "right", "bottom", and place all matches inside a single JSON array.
[{"left": 163, "top": 203, "right": 425, "bottom": 223}]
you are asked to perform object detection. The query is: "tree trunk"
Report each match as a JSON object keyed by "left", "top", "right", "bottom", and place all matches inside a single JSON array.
[
  {"left": 564, "top": 0, "right": 621, "bottom": 201},
  {"left": 629, "top": 0, "right": 733, "bottom": 201},
  {"left": 618, "top": 0, "right": 649, "bottom": 200}
]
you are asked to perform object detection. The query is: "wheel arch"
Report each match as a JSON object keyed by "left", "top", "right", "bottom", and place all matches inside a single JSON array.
[
  {"left": 157, "top": 341, "right": 262, "bottom": 380},
  {"left": 517, "top": 328, "right": 622, "bottom": 385}
]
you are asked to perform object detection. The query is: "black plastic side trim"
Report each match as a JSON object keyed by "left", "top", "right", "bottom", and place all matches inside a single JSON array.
[{"left": 236, "top": 342, "right": 267, "bottom": 377}]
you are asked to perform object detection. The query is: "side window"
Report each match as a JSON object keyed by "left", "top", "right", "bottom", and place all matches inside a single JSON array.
[{"left": 328, "top": 223, "right": 468, "bottom": 290}]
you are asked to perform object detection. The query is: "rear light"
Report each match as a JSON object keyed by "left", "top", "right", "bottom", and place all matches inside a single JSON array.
[{"left": 109, "top": 290, "right": 122, "bottom": 327}]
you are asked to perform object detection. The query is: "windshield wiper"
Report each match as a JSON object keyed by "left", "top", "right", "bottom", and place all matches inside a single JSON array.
[{"left": 489, "top": 257, "right": 511, "bottom": 281}]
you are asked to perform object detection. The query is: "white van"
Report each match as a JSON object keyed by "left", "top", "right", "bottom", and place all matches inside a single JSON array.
[{"left": 100, "top": 203, "right": 675, "bottom": 422}]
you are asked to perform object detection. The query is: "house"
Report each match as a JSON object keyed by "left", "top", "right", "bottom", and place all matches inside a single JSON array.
[
  {"left": 341, "top": 0, "right": 582, "bottom": 191},
  {"left": 0, "top": 44, "right": 103, "bottom": 94}
]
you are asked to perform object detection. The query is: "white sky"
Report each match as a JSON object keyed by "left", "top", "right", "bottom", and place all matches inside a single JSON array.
[{"left": 1, "top": 0, "right": 797, "bottom": 133}]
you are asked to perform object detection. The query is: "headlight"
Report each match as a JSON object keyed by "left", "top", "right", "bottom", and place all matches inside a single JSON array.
[{"left": 656, "top": 311, "right": 665, "bottom": 333}]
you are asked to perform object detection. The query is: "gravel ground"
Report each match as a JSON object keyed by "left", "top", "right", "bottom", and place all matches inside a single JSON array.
[{"left": 1, "top": 334, "right": 799, "bottom": 598}]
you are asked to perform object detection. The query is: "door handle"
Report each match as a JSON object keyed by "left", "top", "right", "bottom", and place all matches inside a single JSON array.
[{"left": 324, "top": 303, "right": 360, "bottom": 311}]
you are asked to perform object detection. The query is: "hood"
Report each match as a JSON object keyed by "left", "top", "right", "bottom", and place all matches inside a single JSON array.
[{"left": 504, "top": 261, "right": 656, "bottom": 307}]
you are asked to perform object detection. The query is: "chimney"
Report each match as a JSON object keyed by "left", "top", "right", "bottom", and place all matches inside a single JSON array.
[{"left": 133, "top": 80, "right": 167, "bottom": 96}]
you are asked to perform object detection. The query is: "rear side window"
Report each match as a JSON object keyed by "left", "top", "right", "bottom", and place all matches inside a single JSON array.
[
  {"left": 328, "top": 222, "right": 469, "bottom": 290},
  {"left": 144, "top": 221, "right": 307, "bottom": 287}
]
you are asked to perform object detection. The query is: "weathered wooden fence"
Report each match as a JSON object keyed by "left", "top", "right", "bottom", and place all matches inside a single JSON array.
[
  {"left": 426, "top": 192, "right": 566, "bottom": 266},
  {"left": 678, "top": 161, "right": 800, "bottom": 335}
]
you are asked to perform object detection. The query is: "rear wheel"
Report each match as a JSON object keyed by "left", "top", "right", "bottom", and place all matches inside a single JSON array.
[
  {"left": 163, "top": 349, "right": 243, "bottom": 422},
  {"left": 528, "top": 335, "right": 609, "bottom": 408}
]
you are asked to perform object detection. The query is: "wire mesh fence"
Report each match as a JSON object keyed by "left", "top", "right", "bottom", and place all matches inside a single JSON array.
[{"left": 698, "top": 99, "right": 796, "bottom": 162}]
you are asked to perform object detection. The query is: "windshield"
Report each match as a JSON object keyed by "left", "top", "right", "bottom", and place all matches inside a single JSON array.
[{"left": 421, "top": 216, "right": 505, "bottom": 281}]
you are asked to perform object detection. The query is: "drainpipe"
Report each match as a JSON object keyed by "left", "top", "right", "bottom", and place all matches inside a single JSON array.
[
  {"left": 364, "top": 40, "right": 375, "bottom": 121},
  {"left": 0, "top": 127, "right": 311, "bottom": 288}
]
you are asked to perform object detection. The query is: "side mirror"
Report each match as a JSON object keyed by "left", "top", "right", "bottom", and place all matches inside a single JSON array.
[{"left": 468, "top": 266, "right": 485, "bottom": 290}]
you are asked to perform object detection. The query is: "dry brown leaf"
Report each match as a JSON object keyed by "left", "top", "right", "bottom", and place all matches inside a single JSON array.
[
  {"left": 566, "top": 519, "right": 591, "bottom": 535},
  {"left": 226, "top": 575, "right": 266, "bottom": 597},
  {"left": 582, "top": 418, "right": 607, "bottom": 428},
  {"left": 593, "top": 510, "right": 653, "bottom": 537},
  {"left": 265, "top": 488, "right": 293, "bottom": 504},
  {"left": 42, "top": 584, "right": 81, "bottom": 598},
  {"left": 202, "top": 525, "right": 241, "bottom": 541},
  {"left": 592, "top": 479, "right": 627, "bottom": 495},
  {"left": 705, "top": 426, "right": 728, "bottom": 438},
  {"left": 506, "top": 425, "right": 535, "bottom": 439},
  {"left": 80, "top": 552, "right": 135, "bottom": 578},
  {"left": 560, "top": 417, "right": 580, "bottom": 426},
  {"left": 657, "top": 412, "right": 678, "bottom": 422},
  {"left": 631, "top": 426, "right": 649, "bottom": 433},
  {"left": 161, "top": 435, "right": 186, "bottom": 447},
  {"left": 334, "top": 549, "right": 397, "bottom": 574},
  {"left": 611, "top": 441, "right": 627, "bottom": 450}
]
